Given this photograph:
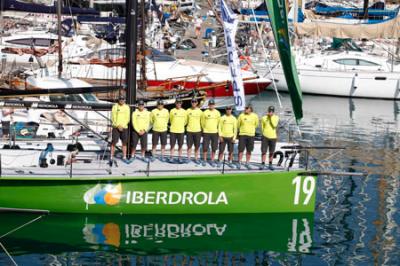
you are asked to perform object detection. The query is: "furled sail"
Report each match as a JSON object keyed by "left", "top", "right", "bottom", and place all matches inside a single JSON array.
[
  {"left": 295, "top": 14, "right": 400, "bottom": 39},
  {"left": 265, "top": 0, "right": 303, "bottom": 121}
]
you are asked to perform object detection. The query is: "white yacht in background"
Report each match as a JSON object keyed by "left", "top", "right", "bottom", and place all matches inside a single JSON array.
[
  {"left": 267, "top": 51, "right": 400, "bottom": 99},
  {"left": 0, "top": 30, "right": 105, "bottom": 66}
]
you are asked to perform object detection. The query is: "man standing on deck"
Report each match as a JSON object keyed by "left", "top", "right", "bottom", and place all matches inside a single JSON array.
[
  {"left": 237, "top": 105, "right": 259, "bottom": 169},
  {"left": 110, "top": 95, "right": 130, "bottom": 166},
  {"left": 150, "top": 99, "right": 169, "bottom": 162},
  {"left": 169, "top": 99, "right": 187, "bottom": 163},
  {"left": 130, "top": 99, "right": 151, "bottom": 162},
  {"left": 260, "top": 106, "right": 279, "bottom": 170},
  {"left": 217, "top": 106, "right": 237, "bottom": 167},
  {"left": 201, "top": 99, "right": 221, "bottom": 167},
  {"left": 186, "top": 98, "right": 203, "bottom": 164}
]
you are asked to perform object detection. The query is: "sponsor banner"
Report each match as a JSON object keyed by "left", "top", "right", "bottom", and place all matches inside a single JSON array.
[{"left": 221, "top": 0, "right": 246, "bottom": 111}]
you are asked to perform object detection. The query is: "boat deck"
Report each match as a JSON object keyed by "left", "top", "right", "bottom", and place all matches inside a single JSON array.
[{"left": 0, "top": 156, "right": 298, "bottom": 179}]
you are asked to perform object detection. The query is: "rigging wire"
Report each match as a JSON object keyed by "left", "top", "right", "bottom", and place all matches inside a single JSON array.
[{"left": 250, "top": 8, "right": 282, "bottom": 109}]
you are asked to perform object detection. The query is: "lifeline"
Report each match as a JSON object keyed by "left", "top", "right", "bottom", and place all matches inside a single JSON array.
[{"left": 126, "top": 191, "right": 229, "bottom": 205}]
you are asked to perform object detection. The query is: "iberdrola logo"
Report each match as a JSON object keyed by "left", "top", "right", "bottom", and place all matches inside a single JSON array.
[{"left": 84, "top": 183, "right": 122, "bottom": 205}]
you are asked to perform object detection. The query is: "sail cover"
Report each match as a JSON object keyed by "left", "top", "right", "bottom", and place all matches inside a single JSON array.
[
  {"left": 220, "top": 0, "right": 246, "bottom": 111},
  {"left": 265, "top": 0, "right": 303, "bottom": 121}
]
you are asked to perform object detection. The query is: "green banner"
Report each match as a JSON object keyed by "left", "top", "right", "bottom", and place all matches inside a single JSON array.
[{"left": 265, "top": 0, "right": 303, "bottom": 121}]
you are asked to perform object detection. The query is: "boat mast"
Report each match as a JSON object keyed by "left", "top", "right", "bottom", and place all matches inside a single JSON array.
[
  {"left": 126, "top": 0, "right": 138, "bottom": 105},
  {"left": 139, "top": 0, "right": 147, "bottom": 90},
  {"left": 362, "top": 0, "right": 369, "bottom": 20},
  {"left": 57, "top": 0, "right": 63, "bottom": 78}
]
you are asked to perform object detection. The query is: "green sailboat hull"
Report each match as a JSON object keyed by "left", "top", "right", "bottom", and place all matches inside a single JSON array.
[
  {"left": 0, "top": 171, "right": 317, "bottom": 214},
  {"left": 0, "top": 212, "right": 314, "bottom": 255}
]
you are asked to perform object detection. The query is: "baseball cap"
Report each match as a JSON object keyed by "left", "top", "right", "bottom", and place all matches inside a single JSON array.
[
  {"left": 157, "top": 99, "right": 164, "bottom": 105},
  {"left": 176, "top": 98, "right": 182, "bottom": 103},
  {"left": 118, "top": 95, "right": 126, "bottom": 100},
  {"left": 226, "top": 105, "right": 233, "bottom": 110},
  {"left": 209, "top": 99, "right": 215, "bottom": 105},
  {"left": 138, "top": 99, "right": 145, "bottom": 106},
  {"left": 268, "top": 106, "right": 275, "bottom": 112},
  {"left": 191, "top": 98, "right": 198, "bottom": 103}
]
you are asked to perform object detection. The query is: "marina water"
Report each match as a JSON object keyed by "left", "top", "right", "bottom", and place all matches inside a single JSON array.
[{"left": 0, "top": 91, "right": 399, "bottom": 265}]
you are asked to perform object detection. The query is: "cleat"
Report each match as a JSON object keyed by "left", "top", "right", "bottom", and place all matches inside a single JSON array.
[
  {"left": 201, "top": 160, "right": 207, "bottom": 167},
  {"left": 268, "top": 164, "right": 275, "bottom": 171},
  {"left": 122, "top": 158, "right": 130, "bottom": 164},
  {"left": 259, "top": 164, "right": 266, "bottom": 170},
  {"left": 236, "top": 163, "right": 242, "bottom": 170},
  {"left": 216, "top": 161, "right": 222, "bottom": 168},
  {"left": 128, "top": 157, "right": 135, "bottom": 164},
  {"left": 150, "top": 156, "right": 156, "bottom": 162},
  {"left": 245, "top": 163, "right": 251, "bottom": 170}
]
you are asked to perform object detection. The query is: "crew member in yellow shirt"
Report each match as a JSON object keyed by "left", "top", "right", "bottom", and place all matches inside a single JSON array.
[
  {"left": 261, "top": 106, "right": 279, "bottom": 170},
  {"left": 237, "top": 104, "right": 259, "bottom": 169},
  {"left": 201, "top": 99, "right": 221, "bottom": 166},
  {"left": 217, "top": 106, "right": 237, "bottom": 167},
  {"left": 110, "top": 95, "right": 130, "bottom": 166},
  {"left": 130, "top": 99, "right": 151, "bottom": 162},
  {"left": 169, "top": 99, "right": 187, "bottom": 163},
  {"left": 150, "top": 99, "right": 169, "bottom": 162},
  {"left": 186, "top": 98, "right": 203, "bottom": 164}
]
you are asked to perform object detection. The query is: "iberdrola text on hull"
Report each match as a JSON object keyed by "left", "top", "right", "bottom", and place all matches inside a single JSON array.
[{"left": 0, "top": 171, "right": 317, "bottom": 214}]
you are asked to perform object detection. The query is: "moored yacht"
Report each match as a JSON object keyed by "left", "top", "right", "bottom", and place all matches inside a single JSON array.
[
  {"left": 267, "top": 51, "right": 400, "bottom": 99},
  {"left": 39, "top": 47, "right": 271, "bottom": 98}
]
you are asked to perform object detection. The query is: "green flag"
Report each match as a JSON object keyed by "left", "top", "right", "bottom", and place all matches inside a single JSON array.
[{"left": 265, "top": 0, "right": 303, "bottom": 121}]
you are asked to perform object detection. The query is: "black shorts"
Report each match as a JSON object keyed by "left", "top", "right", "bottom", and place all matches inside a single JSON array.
[
  {"left": 203, "top": 133, "right": 218, "bottom": 152},
  {"left": 261, "top": 137, "right": 277, "bottom": 154},
  {"left": 131, "top": 130, "right": 148, "bottom": 150},
  {"left": 111, "top": 127, "right": 128, "bottom": 145},
  {"left": 187, "top": 132, "right": 202, "bottom": 149},
  {"left": 152, "top": 131, "right": 167, "bottom": 147},
  {"left": 219, "top": 137, "right": 234, "bottom": 154},
  {"left": 170, "top": 132, "right": 184, "bottom": 149},
  {"left": 238, "top": 135, "right": 255, "bottom": 153}
]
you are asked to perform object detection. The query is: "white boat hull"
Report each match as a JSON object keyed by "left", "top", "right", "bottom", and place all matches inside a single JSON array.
[{"left": 271, "top": 67, "right": 400, "bottom": 99}]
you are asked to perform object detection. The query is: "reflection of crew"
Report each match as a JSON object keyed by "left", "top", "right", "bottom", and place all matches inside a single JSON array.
[
  {"left": 151, "top": 100, "right": 169, "bottom": 161},
  {"left": 217, "top": 106, "right": 237, "bottom": 166},
  {"left": 110, "top": 96, "right": 130, "bottom": 166},
  {"left": 130, "top": 100, "right": 151, "bottom": 162},
  {"left": 169, "top": 99, "right": 187, "bottom": 163},
  {"left": 237, "top": 105, "right": 259, "bottom": 169},
  {"left": 260, "top": 106, "right": 279, "bottom": 170},
  {"left": 201, "top": 99, "right": 220, "bottom": 166},
  {"left": 186, "top": 98, "right": 203, "bottom": 164}
]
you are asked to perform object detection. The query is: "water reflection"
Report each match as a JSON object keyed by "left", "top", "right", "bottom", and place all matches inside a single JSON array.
[{"left": 0, "top": 212, "right": 314, "bottom": 265}]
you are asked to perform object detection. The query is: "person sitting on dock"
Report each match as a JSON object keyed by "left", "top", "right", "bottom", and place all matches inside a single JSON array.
[
  {"left": 237, "top": 105, "right": 259, "bottom": 170},
  {"left": 169, "top": 99, "right": 187, "bottom": 163},
  {"left": 150, "top": 99, "right": 169, "bottom": 162},
  {"left": 260, "top": 106, "right": 279, "bottom": 170},
  {"left": 201, "top": 99, "right": 221, "bottom": 167},
  {"left": 217, "top": 106, "right": 237, "bottom": 167},
  {"left": 110, "top": 95, "right": 130, "bottom": 166},
  {"left": 186, "top": 98, "right": 203, "bottom": 164},
  {"left": 130, "top": 100, "right": 151, "bottom": 163}
]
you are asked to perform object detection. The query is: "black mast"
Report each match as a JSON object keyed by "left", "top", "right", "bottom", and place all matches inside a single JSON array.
[
  {"left": 57, "top": 0, "right": 63, "bottom": 78},
  {"left": 126, "top": 0, "right": 138, "bottom": 105}
]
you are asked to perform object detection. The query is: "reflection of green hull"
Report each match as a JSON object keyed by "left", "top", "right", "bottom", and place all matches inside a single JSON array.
[
  {"left": 0, "top": 212, "right": 314, "bottom": 255},
  {"left": 0, "top": 171, "right": 317, "bottom": 214}
]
